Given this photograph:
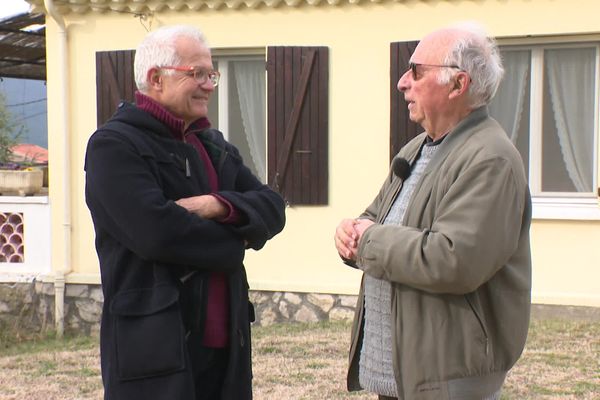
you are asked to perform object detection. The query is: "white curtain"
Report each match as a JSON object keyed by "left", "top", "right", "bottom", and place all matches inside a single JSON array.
[
  {"left": 546, "top": 48, "right": 594, "bottom": 192},
  {"left": 234, "top": 60, "right": 266, "bottom": 182},
  {"left": 489, "top": 50, "right": 530, "bottom": 144}
]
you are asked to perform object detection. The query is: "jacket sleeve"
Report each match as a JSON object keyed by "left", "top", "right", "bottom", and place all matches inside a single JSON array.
[
  {"left": 84, "top": 130, "right": 245, "bottom": 270},
  {"left": 356, "top": 156, "right": 527, "bottom": 294},
  {"left": 215, "top": 148, "right": 286, "bottom": 251}
]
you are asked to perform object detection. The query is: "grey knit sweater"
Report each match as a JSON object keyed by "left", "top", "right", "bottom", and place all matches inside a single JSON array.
[{"left": 358, "top": 142, "right": 439, "bottom": 397}]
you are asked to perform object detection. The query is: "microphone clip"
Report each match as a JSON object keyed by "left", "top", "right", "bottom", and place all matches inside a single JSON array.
[{"left": 392, "top": 157, "right": 411, "bottom": 181}]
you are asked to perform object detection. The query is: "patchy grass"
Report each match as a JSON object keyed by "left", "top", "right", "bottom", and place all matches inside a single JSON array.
[
  {"left": 501, "top": 318, "right": 600, "bottom": 400},
  {"left": 0, "top": 334, "right": 101, "bottom": 400},
  {"left": 253, "top": 320, "right": 370, "bottom": 399},
  {"left": 0, "top": 318, "right": 598, "bottom": 399}
]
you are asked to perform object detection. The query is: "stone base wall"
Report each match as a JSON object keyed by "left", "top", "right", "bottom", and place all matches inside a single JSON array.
[
  {"left": 0, "top": 280, "right": 55, "bottom": 336},
  {"left": 0, "top": 281, "right": 107, "bottom": 337},
  {"left": 0, "top": 281, "right": 358, "bottom": 337},
  {"left": 3, "top": 281, "right": 599, "bottom": 338},
  {"left": 249, "top": 291, "right": 357, "bottom": 326}
]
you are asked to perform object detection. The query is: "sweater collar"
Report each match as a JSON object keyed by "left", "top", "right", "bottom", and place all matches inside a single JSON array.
[{"left": 135, "top": 91, "right": 211, "bottom": 141}]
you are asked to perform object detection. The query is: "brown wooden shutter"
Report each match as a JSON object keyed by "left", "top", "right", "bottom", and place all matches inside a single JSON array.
[
  {"left": 267, "top": 46, "right": 329, "bottom": 205},
  {"left": 390, "top": 41, "right": 423, "bottom": 162},
  {"left": 96, "top": 50, "right": 136, "bottom": 127}
]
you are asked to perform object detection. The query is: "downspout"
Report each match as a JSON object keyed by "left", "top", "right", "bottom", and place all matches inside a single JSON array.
[{"left": 43, "top": 0, "right": 70, "bottom": 338}]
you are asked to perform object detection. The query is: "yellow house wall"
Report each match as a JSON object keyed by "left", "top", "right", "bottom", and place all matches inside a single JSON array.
[{"left": 45, "top": 0, "right": 600, "bottom": 307}]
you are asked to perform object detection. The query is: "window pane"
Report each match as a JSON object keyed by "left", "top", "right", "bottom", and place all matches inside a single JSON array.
[
  {"left": 542, "top": 47, "right": 595, "bottom": 193},
  {"left": 226, "top": 64, "right": 251, "bottom": 172},
  {"left": 489, "top": 50, "right": 531, "bottom": 175},
  {"left": 206, "top": 61, "right": 219, "bottom": 128},
  {"left": 207, "top": 59, "right": 266, "bottom": 182},
  {"left": 229, "top": 60, "right": 266, "bottom": 182}
]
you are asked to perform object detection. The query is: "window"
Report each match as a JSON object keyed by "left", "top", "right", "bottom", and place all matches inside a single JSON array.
[
  {"left": 390, "top": 40, "right": 600, "bottom": 220},
  {"left": 208, "top": 55, "right": 266, "bottom": 182},
  {"left": 489, "top": 43, "right": 599, "bottom": 201}
]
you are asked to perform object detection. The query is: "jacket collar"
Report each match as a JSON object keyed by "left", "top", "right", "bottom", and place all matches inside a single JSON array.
[{"left": 419, "top": 106, "right": 489, "bottom": 175}]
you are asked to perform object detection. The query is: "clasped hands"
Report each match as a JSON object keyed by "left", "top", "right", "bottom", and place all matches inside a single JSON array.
[{"left": 334, "top": 218, "right": 375, "bottom": 262}]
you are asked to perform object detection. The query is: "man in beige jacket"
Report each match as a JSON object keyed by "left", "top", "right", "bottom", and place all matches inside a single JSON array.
[{"left": 334, "top": 22, "right": 531, "bottom": 400}]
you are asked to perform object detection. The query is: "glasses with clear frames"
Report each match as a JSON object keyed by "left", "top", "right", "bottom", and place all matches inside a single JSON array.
[{"left": 160, "top": 66, "right": 221, "bottom": 86}]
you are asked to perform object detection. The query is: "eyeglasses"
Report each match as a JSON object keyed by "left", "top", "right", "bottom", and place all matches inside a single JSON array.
[
  {"left": 159, "top": 66, "right": 221, "bottom": 86},
  {"left": 408, "top": 62, "right": 462, "bottom": 80}
]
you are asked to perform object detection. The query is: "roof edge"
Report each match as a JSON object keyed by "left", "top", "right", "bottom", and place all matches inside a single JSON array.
[{"left": 27, "top": 0, "right": 403, "bottom": 15}]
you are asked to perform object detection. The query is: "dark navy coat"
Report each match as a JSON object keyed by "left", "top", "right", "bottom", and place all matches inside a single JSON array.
[{"left": 84, "top": 102, "right": 286, "bottom": 400}]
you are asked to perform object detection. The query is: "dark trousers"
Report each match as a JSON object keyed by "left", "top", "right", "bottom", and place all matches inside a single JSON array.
[
  {"left": 378, "top": 396, "right": 398, "bottom": 400},
  {"left": 187, "top": 336, "right": 229, "bottom": 400}
]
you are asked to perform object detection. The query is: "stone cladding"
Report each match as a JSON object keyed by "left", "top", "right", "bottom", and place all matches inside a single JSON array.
[{"left": 0, "top": 281, "right": 358, "bottom": 336}]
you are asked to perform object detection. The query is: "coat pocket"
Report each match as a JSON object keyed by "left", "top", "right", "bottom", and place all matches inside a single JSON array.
[{"left": 110, "top": 284, "right": 186, "bottom": 381}]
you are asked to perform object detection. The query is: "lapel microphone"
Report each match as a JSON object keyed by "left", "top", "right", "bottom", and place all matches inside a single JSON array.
[{"left": 392, "top": 157, "right": 411, "bottom": 180}]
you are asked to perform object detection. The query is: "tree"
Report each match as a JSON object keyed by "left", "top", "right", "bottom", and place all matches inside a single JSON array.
[{"left": 0, "top": 91, "right": 25, "bottom": 167}]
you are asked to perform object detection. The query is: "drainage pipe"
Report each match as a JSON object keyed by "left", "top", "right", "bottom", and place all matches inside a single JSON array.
[{"left": 43, "top": 0, "right": 71, "bottom": 338}]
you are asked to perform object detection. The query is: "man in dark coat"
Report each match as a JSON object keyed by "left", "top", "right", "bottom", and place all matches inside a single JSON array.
[{"left": 84, "top": 25, "right": 286, "bottom": 400}]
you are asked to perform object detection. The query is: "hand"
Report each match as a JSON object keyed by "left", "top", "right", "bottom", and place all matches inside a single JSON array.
[
  {"left": 334, "top": 218, "right": 376, "bottom": 261},
  {"left": 334, "top": 218, "right": 359, "bottom": 261},
  {"left": 354, "top": 218, "right": 374, "bottom": 239},
  {"left": 175, "top": 195, "right": 228, "bottom": 220}
]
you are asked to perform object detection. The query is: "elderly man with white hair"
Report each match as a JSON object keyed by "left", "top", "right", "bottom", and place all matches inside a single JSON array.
[
  {"left": 335, "top": 22, "right": 532, "bottom": 400},
  {"left": 85, "top": 25, "right": 286, "bottom": 400}
]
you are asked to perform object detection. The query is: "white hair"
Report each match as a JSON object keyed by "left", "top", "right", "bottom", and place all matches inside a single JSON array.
[
  {"left": 437, "top": 21, "right": 504, "bottom": 108},
  {"left": 134, "top": 25, "right": 208, "bottom": 93}
]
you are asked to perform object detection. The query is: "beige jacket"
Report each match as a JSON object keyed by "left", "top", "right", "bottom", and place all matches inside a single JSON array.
[{"left": 348, "top": 107, "right": 532, "bottom": 400}]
